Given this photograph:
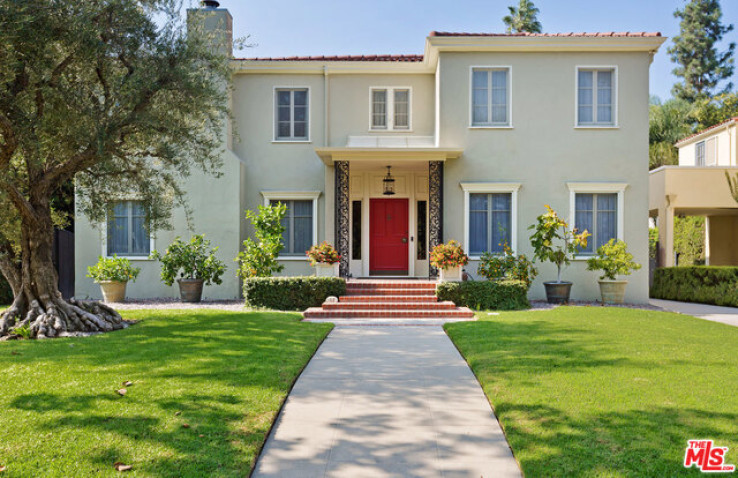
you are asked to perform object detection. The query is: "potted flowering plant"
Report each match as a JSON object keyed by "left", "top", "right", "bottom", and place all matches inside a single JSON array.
[
  {"left": 586, "top": 239, "right": 641, "bottom": 304},
  {"left": 430, "top": 240, "right": 469, "bottom": 282},
  {"left": 87, "top": 255, "right": 140, "bottom": 303},
  {"left": 528, "top": 205, "right": 590, "bottom": 303},
  {"left": 151, "top": 235, "right": 226, "bottom": 303},
  {"left": 306, "top": 242, "right": 341, "bottom": 277}
]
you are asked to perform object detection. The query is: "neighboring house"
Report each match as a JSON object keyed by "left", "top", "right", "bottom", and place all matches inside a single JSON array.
[
  {"left": 650, "top": 117, "right": 738, "bottom": 267},
  {"left": 75, "top": 2, "right": 665, "bottom": 303}
]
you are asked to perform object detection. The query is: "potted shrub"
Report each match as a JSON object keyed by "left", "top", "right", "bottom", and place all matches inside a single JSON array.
[
  {"left": 430, "top": 240, "right": 469, "bottom": 282},
  {"left": 477, "top": 244, "right": 538, "bottom": 289},
  {"left": 528, "top": 205, "right": 590, "bottom": 303},
  {"left": 586, "top": 239, "right": 642, "bottom": 305},
  {"left": 306, "top": 242, "right": 341, "bottom": 277},
  {"left": 87, "top": 255, "right": 140, "bottom": 303},
  {"left": 151, "top": 235, "right": 226, "bottom": 303}
]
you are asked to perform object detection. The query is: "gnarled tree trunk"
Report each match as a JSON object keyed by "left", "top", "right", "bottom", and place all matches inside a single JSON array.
[{"left": 0, "top": 198, "right": 124, "bottom": 339}]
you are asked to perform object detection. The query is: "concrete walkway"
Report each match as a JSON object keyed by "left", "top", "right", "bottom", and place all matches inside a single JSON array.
[
  {"left": 650, "top": 299, "right": 738, "bottom": 328},
  {"left": 253, "top": 326, "right": 521, "bottom": 478}
]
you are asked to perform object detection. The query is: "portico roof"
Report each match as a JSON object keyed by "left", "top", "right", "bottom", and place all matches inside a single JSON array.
[{"left": 314, "top": 147, "right": 463, "bottom": 165}]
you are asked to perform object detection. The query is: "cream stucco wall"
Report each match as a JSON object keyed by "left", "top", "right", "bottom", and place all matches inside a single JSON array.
[
  {"left": 438, "top": 51, "right": 652, "bottom": 302},
  {"left": 707, "top": 216, "right": 738, "bottom": 265},
  {"left": 678, "top": 124, "right": 737, "bottom": 166}
]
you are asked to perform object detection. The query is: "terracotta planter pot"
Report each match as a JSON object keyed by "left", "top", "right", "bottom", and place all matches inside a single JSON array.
[
  {"left": 543, "top": 281, "right": 572, "bottom": 304},
  {"left": 178, "top": 279, "right": 204, "bottom": 303},
  {"left": 598, "top": 279, "right": 628, "bottom": 305},
  {"left": 439, "top": 265, "right": 463, "bottom": 282},
  {"left": 314, "top": 262, "right": 340, "bottom": 277},
  {"left": 99, "top": 281, "right": 127, "bottom": 303}
]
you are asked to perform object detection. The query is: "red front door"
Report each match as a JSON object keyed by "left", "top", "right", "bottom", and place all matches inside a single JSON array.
[{"left": 370, "top": 198, "right": 409, "bottom": 275}]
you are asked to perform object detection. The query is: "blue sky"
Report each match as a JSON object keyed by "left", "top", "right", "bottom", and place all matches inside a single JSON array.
[{"left": 216, "top": 0, "right": 737, "bottom": 101}]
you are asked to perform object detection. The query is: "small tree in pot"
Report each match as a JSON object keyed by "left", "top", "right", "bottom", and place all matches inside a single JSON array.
[
  {"left": 528, "top": 205, "right": 590, "bottom": 303},
  {"left": 151, "top": 235, "right": 226, "bottom": 303},
  {"left": 586, "top": 239, "right": 641, "bottom": 305},
  {"left": 87, "top": 256, "right": 140, "bottom": 303}
]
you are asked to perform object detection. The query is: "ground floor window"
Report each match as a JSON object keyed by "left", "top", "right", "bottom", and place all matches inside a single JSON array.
[
  {"left": 574, "top": 193, "right": 618, "bottom": 254},
  {"left": 417, "top": 200, "right": 427, "bottom": 260},
  {"left": 107, "top": 201, "right": 150, "bottom": 256},
  {"left": 270, "top": 200, "right": 313, "bottom": 256},
  {"left": 469, "top": 193, "right": 512, "bottom": 255},
  {"left": 352, "top": 200, "right": 362, "bottom": 260}
]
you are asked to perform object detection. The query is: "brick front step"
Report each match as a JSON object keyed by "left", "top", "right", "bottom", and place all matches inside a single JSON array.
[
  {"left": 345, "top": 288, "right": 436, "bottom": 296},
  {"left": 346, "top": 281, "right": 437, "bottom": 290},
  {"left": 323, "top": 301, "right": 458, "bottom": 311},
  {"left": 340, "top": 295, "right": 439, "bottom": 303},
  {"left": 303, "top": 307, "right": 475, "bottom": 319}
]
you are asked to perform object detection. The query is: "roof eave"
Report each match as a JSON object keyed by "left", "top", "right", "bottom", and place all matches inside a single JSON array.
[{"left": 426, "top": 35, "right": 667, "bottom": 53}]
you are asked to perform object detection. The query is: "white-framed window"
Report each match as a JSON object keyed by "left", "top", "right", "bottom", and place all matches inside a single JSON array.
[
  {"left": 470, "top": 67, "right": 511, "bottom": 127},
  {"left": 576, "top": 67, "right": 617, "bottom": 127},
  {"left": 461, "top": 182, "right": 521, "bottom": 258},
  {"left": 696, "top": 141, "right": 706, "bottom": 166},
  {"left": 105, "top": 200, "right": 152, "bottom": 258},
  {"left": 567, "top": 182, "right": 627, "bottom": 257},
  {"left": 370, "top": 87, "right": 411, "bottom": 131},
  {"left": 274, "top": 88, "right": 309, "bottom": 141},
  {"left": 261, "top": 191, "right": 320, "bottom": 259}
]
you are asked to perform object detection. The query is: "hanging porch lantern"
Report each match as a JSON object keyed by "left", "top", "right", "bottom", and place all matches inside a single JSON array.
[{"left": 383, "top": 166, "right": 396, "bottom": 195}]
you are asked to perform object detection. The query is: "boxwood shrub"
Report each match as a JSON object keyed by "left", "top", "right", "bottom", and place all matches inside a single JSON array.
[
  {"left": 650, "top": 266, "right": 738, "bottom": 307},
  {"left": 243, "top": 276, "right": 346, "bottom": 311},
  {"left": 436, "top": 280, "right": 529, "bottom": 311}
]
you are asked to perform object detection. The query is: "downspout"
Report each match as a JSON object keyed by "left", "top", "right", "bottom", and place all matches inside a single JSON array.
[{"left": 323, "top": 65, "right": 329, "bottom": 147}]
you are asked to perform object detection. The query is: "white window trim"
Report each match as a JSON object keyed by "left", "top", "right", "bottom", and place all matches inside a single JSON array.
[
  {"left": 460, "top": 182, "right": 521, "bottom": 259},
  {"left": 368, "top": 86, "right": 413, "bottom": 132},
  {"left": 567, "top": 182, "right": 627, "bottom": 260},
  {"left": 574, "top": 65, "right": 618, "bottom": 129},
  {"left": 261, "top": 191, "right": 320, "bottom": 261},
  {"left": 469, "top": 66, "right": 513, "bottom": 129},
  {"left": 100, "top": 199, "right": 155, "bottom": 261},
  {"left": 273, "top": 86, "right": 312, "bottom": 143}
]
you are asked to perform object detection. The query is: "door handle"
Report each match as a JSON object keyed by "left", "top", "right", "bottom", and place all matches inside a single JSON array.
[{"left": 401, "top": 237, "right": 408, "bottom": 243}]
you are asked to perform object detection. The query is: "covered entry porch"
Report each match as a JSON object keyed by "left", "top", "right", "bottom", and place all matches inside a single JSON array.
[{"left": 316, "top": 144, "right": 462, "bottom": 278}]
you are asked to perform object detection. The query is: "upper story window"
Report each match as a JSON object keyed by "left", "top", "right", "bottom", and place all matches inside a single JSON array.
[
  {"left": 107, "top": 201, "right": 150, "bottom": 257},
  {"left": 471, "top": 67, "right": 511, "bottom": 127},
  {"left": 275, "top": 88, "right": 309, "bottom": 141},
  {"left": 696, "top": 138, "right": 717, "bottom": 166},
  {"left": 577, "top": 68, "right": 616, "bottom": 127},
  {"left": 370, "top": 87, "right": 411, "bottom": 130}
]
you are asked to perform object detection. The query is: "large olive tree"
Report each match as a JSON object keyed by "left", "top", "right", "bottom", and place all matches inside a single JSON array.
[{"left": 0, "top": 0, "right": 230, "bottom": 338}]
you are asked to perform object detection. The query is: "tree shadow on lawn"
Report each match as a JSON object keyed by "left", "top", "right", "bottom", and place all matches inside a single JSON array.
[
  {"left": 447, "top": 314, "right": 738, "bottom": 477},
  {"left": 1, "top": 310, "right": 332, "bottom": 476}
]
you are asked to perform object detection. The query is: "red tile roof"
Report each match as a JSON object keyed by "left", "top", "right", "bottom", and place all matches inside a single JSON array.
[
  {"left": 675, "top": 117, "right": 738, "bottom": 146},
  {"left": 430, "top": 31, "right": 662, "bottom": 37},
  {"left": 235, "top": 54, "right": 424, "bottom": 62}
]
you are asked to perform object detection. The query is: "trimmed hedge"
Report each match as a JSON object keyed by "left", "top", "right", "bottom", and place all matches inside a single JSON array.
[
  {"left": 243, "top": 276, "right": 346, "bottom": 311},
  {"left": 650, "top": 266, "right": 738, "bottom": 307},
  {"left": 436, "top": 280, "right": 530, "bottom": 311}
]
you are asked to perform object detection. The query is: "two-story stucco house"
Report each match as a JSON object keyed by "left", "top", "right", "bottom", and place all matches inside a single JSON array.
[
  {"left": 650, "top": 117, "right": 738, "bottom": 267},
  {"left": 75, "top": 2, "right": 665, "bottom": 303}
]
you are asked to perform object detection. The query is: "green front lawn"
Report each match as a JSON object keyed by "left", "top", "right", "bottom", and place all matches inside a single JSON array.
[
  {"left": 0, "top": 310, "right": 332, "bottom": 477},
  {"left": 445, "top": 307, "right": 738, "bottom": 477}
]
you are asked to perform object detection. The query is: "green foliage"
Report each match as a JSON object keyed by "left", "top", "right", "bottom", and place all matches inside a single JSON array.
[
  {"left": 306, "top": 242, "right": 340, "bottom": 265},
  {"left": 586, "top": 239, "right": 642, "bottom": 281},
  {"left": 0, "top": 275, "right": 11, "bottom": 305},
  {"left": 528, "top": 205, "right": 590, "bottom": 282},
  {"left": 436, "top": 280, "right": 529, "bottom": 311},
  {"left": 674, "top": 216, "right": 705, "bottom": 265},
  {"left": 502, "top": 0, "right": 542, "bottom": 34},
  {"left": 649, "top": 227, "right": 659, "bottom": 260},
  {"left": 668, "top": 0, "right": 735, "bottom": 101},
  {"left": 10, "top": 323, "right": 32, "bottom": 339},
  {"left": 477, "top": 244, "right": 538, "bottom": 288},
  {"left": 648, "top": 97, "right": 694, "bottom": 170},
  {"left": 430, "top": 240, "right": 469, "bottom": 269},
  {"left": 651, "top": 266, "right": 738, "bottom": 307},
  {"left": 693, "top": 92, "right": 738, "bottom": 130},
  {"left": 237, "top": 204, "right": 286, "bottom": 278},
  {"left": 243, "top": 277, "right": 346, "bottom": 310},
  {"left": 725, "top": 170, "right": 738, "bottom": 204},
  {"left": 86, "top": 255, "right": 140, "bottom": 283},
  {"left": 151, "top": 235, "right": 226, "bottom": 286}
]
